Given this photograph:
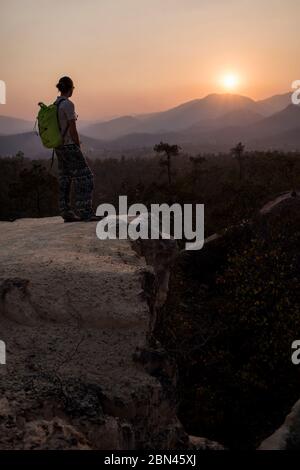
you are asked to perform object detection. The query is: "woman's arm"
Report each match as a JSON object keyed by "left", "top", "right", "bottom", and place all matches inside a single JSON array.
[{"left": 68, "top": 119, "right": 81, "bottom": 147}]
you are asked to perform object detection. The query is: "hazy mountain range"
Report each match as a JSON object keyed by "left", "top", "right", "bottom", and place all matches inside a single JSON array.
[{"left": 0, "top": 92, "right": 298, "bottom": 158}]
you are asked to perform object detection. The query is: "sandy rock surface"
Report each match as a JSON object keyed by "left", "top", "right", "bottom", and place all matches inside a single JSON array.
[{"left": 0, "top": 217, "right": 183, "bottom": 449}]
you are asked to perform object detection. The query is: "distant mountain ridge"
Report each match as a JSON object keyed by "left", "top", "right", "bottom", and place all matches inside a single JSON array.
[
  {"left": 0, "top": 132, "right": 104, "bottom": 158},
  {"left": 82, "top": 92, "right": 292, "bottom": 141},
  {"left": 255, "top": 92, "right": 293, "bottom": 116},
  {"left": 83, "top": 115, "right": 140, "bottom": 141},
  {"left": 0, "top": 116, "right": 34, "bottom": 135},
  {"left": 96, "top": 97, "right": 300, "bottom": 153},
  {"left": 0, "top": 92, "right": 297, "bottom": 156}
]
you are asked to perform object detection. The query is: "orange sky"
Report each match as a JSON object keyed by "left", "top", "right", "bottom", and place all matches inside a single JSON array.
[{"left": 0, "top": 0, "right": 299, "bottom": 121}]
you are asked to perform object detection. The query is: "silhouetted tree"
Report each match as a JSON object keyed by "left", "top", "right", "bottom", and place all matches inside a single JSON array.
[
  {"left": 231, "top": 142, "right": 245, "bottom": 181},
  {"left": 0, "top": 148, "right": 299, "bottom": 226},
  {"left": 154, "top": 141, "right": 180, "bottom": 187}
]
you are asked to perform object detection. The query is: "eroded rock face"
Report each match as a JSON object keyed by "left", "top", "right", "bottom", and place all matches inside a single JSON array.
[
  {"left": 2, "top": 192, "right": 295, "bottom": 451},
  {"left": 259, "top": 399, "right": 300, "bottom": 450},
  {"left": 99, "top": 213, "right": 179, "bottom": 332},
  {"left": 133, "top": 237, "right": 178, "bottom": 335},
  {"left": 0, "top": 217, "right": 186, "bottom": 450}
]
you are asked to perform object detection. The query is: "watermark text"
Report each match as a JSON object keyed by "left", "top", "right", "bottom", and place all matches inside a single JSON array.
[
  {"left": 96, "top": 196, "right": 204, "bottom": 250},
  {"left": 0, "top": 80, "right": 6, "bottom": 104},
  {"left": 0, "top": 340, "right": 6, "bottom": 365}
]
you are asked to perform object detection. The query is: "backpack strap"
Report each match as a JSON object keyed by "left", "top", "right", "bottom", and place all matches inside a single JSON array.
[
  {"left": 55, "top": 98, "right": 70, "bottom": 144},
  {"left": 51, "top": 149, "right": 55, "bottom": 169},
  {"left": 50, "top": 98, "right": 71, "bottom": 169}
]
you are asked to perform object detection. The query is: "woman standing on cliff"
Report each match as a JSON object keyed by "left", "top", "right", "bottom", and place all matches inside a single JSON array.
[{"left": 54, "top": 76, "right": 99, "bottom": 223}]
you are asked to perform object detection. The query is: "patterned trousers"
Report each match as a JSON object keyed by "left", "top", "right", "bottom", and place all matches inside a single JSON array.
[{"left": 55, "top": 144, "right": 94, "bottom": 217}]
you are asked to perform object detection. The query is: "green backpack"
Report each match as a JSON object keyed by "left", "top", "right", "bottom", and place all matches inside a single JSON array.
[{"left": 37, "top": 101, "right": 66, "bottom": 149}]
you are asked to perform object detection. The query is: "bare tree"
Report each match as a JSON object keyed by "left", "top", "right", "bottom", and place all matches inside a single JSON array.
[
  {"left": 231, "top": 142, "right": 245, "bottom": 181},
  {"left": 154, "top": 141, "right": 180, "bottom": 187}
]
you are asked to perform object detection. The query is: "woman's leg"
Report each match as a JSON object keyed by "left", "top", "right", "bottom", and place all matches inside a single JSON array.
[
  {"left": 74, "top": 165, "right": 94, "bottom": 218},
  {"left": 66, "top": 145, "right": 94, "bottom": 219},
  {"left": 55, "top": 147, "right": 73, "bottom": 217}
]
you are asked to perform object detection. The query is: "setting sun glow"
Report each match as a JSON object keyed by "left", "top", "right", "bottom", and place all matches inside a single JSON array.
[{"left": 221, "top": 73, "right": 240, "bottom": 91}]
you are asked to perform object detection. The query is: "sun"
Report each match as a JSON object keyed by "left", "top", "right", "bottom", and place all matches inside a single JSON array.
[{"left": 221, "top": 73, "right": 240, "bottom": 91}]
